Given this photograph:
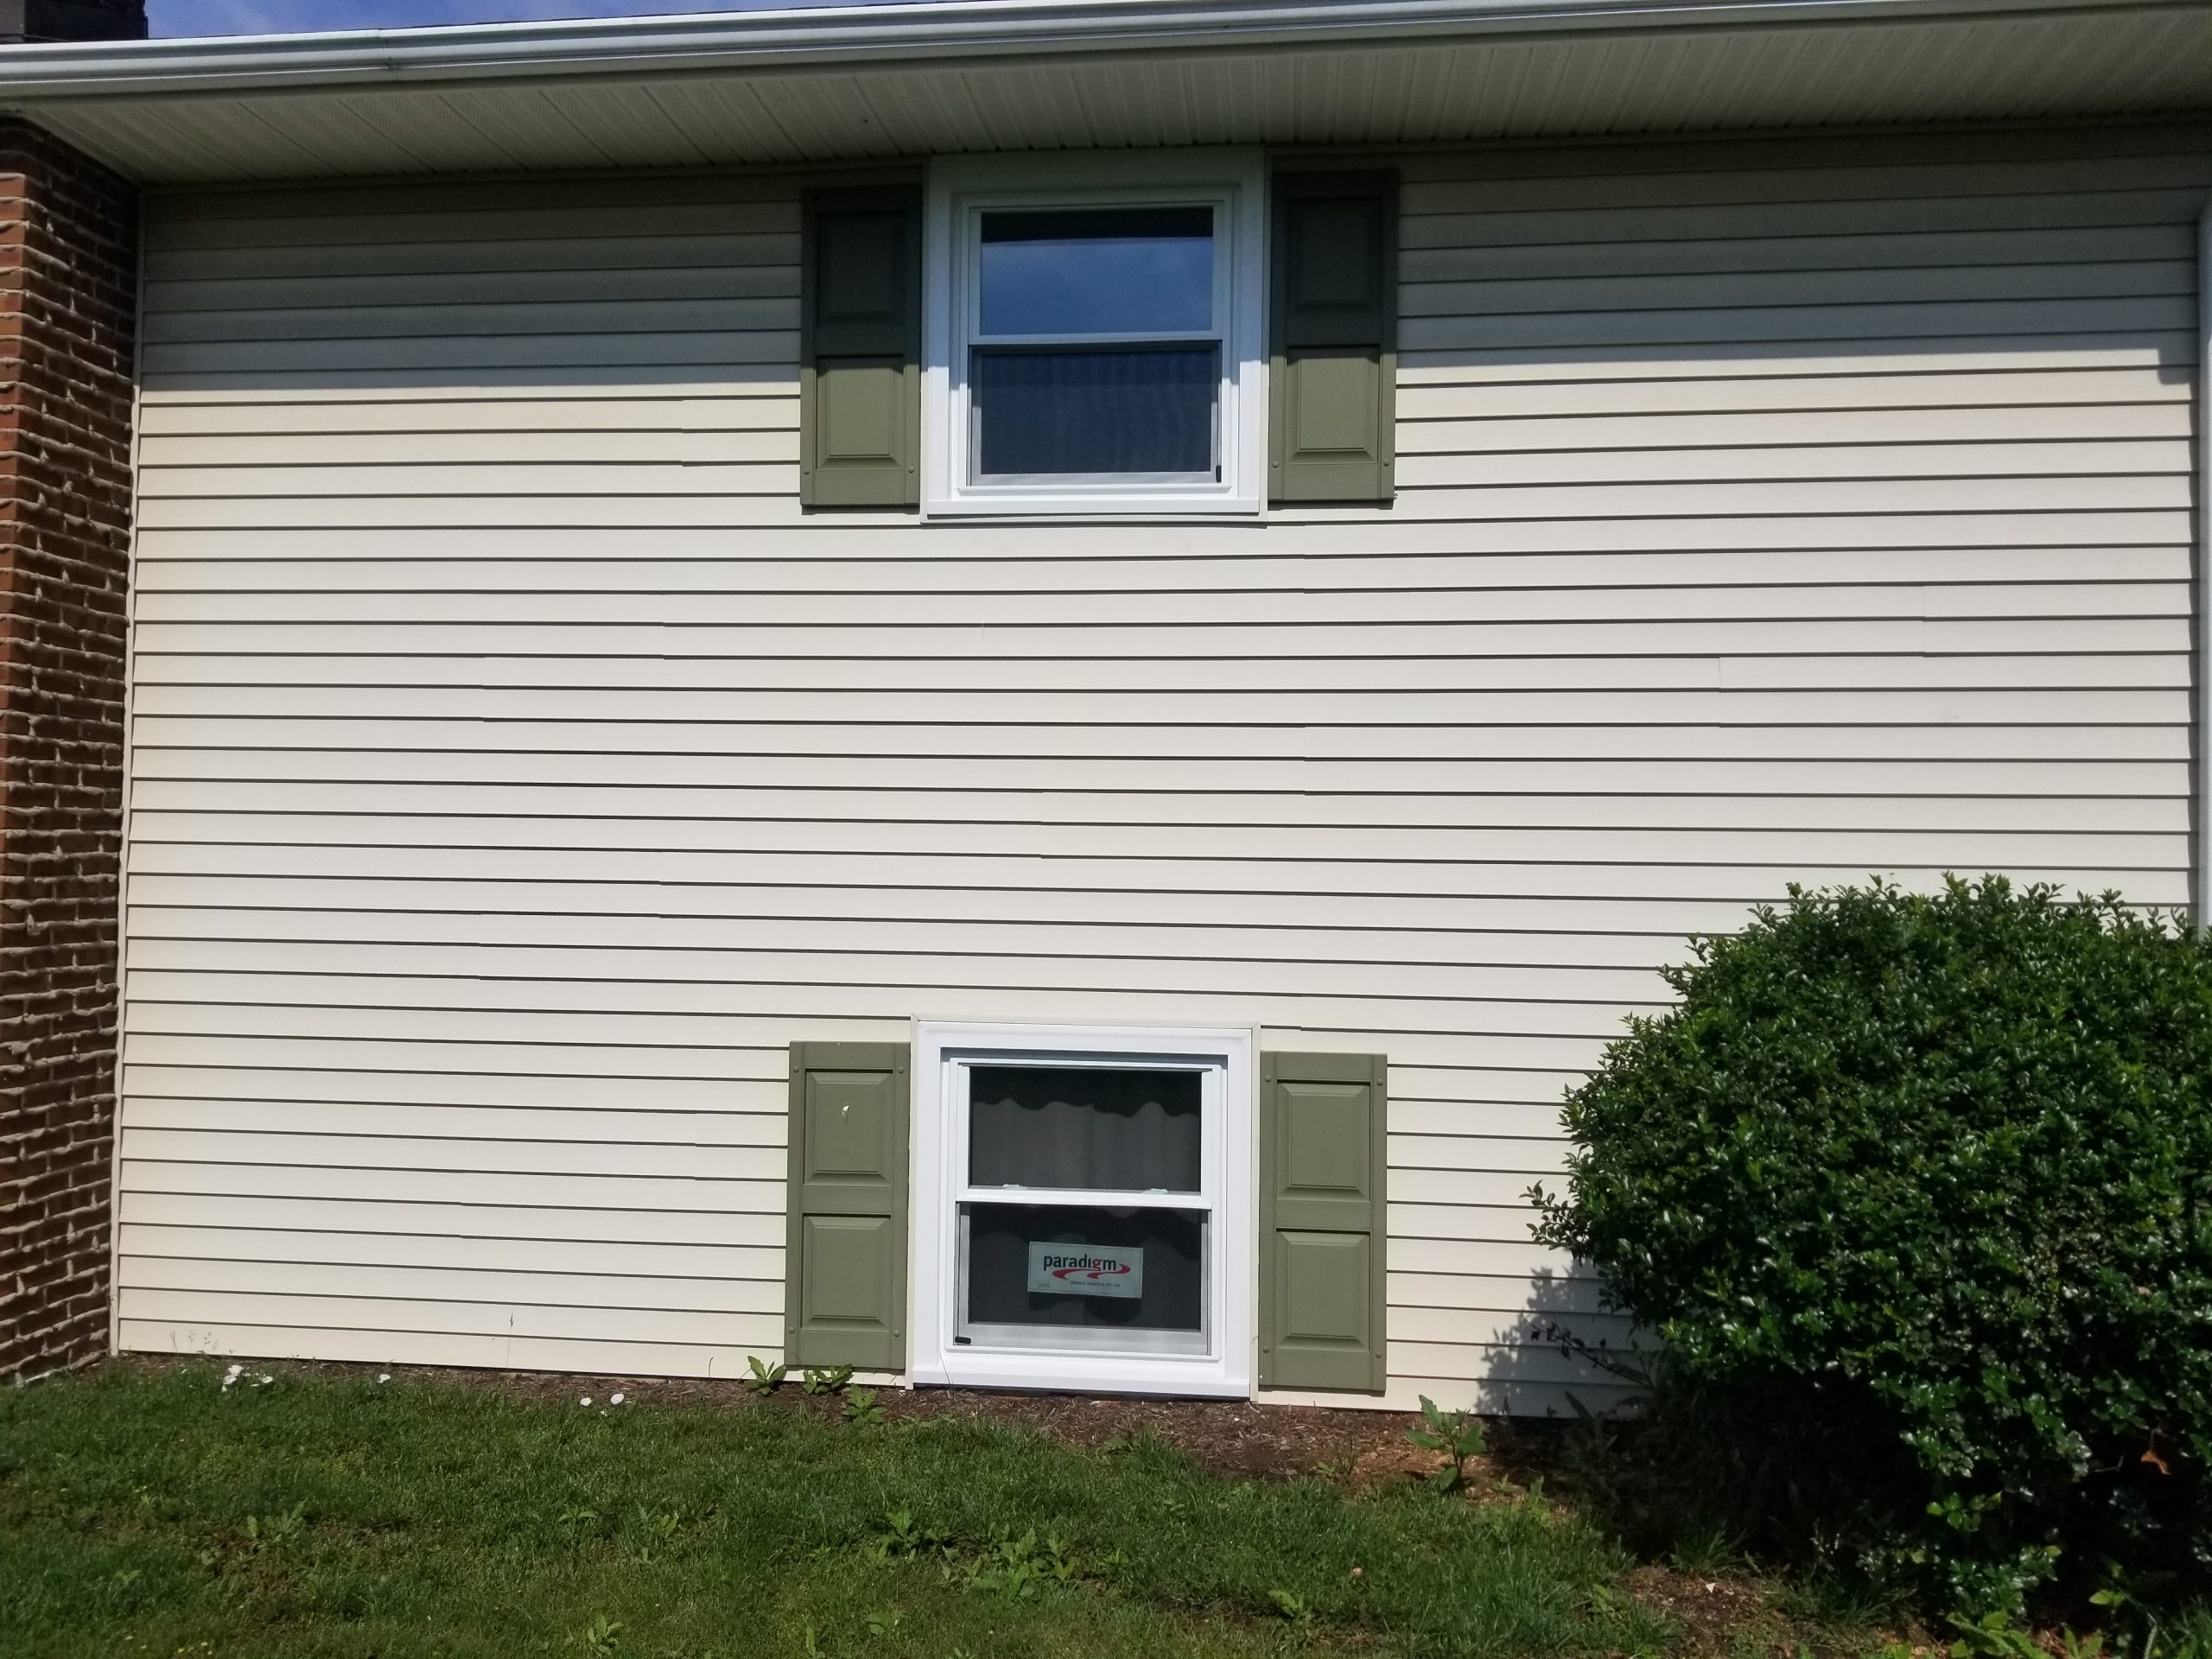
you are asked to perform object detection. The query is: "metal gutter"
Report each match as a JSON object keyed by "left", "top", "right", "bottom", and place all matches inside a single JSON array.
[{"left": 0, "top": 0, "right": 2183, "bottom": 100}]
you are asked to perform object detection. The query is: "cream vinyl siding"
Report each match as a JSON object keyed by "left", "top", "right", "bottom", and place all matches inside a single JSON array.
[{"left": 119, "top": 122, "right": 2204, "bottom": 1410}]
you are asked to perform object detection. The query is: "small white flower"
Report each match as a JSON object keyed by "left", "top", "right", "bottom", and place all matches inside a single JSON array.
[
  {"left": 580, "top": 1396, "right": 593, "bottom": 1407},
  {"left": 609, "top": 1393, "right": 625, "bottom": 1406}
]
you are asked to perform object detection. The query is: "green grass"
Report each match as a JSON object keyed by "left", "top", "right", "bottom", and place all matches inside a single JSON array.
[{"left": 0, "top": 1363, "right": 1679, "bottom": 1659}]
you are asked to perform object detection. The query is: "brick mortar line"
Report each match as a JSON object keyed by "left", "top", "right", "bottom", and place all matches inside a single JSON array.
[{"left": 0, "top": 116, "right": 137, "bottom": 1386}]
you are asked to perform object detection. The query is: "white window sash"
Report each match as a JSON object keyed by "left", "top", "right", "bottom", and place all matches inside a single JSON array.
[
  {"left": 957, "top": 1186, "right": 1211, "bottom": 1210},
  {"left": 910, "top": 1020, "right": 1257, "bottom": 1397}
]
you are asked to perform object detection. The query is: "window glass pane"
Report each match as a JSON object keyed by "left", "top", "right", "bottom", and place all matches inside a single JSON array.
[
  {"left": 968, "top": 1065, "right": 1201, "bottom": 1192},
  {"left": 972, "top": 347, "right": 1216, "bottom": 479},
  {"left": 965, "top": 1202, "right": 1203, "bottom": 1333},
  {"left": 979, "top": 207, "right": 1213, "bottom": 336}
]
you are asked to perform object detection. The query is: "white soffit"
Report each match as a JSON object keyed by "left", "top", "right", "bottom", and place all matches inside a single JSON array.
[{"left": 0, "top": 0, "right": 2207, "bottom": 182}]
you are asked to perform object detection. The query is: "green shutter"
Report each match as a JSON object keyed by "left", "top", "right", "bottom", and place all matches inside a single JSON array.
[
  {"left": 801, "top": 185, "right": 922, "bottom": 509},
  {"left": 1259, "top": 1051, "right": 1388, "bottom": 1393},
  {"left": 1268, "top": 170, "right": 1398, "bottom": 505},
  {"left": 785, "top": 1041, "right": 911, "bottom": 1370}
]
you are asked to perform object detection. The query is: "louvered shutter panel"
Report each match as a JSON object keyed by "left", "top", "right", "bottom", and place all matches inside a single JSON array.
[
  {"left": 801, "top": 185, "right": 922, "bottom": 509},
  {"left": 1259, "top": 1051, "right": 1388, "bottom": 1393},
  {"left": 1268, "top": 170, "right": 1397, "bottom": 505},
  {"left": 785, "top": 1041, "right": 911, "bottom": 1369}
]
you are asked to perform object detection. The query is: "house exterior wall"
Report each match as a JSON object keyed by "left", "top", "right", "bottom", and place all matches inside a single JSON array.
[
  {"left": 114, "top": 119, "right": 2203, "bottom": 1410},
  {"left": 0, "top": 118, "right": 137, "bottom": 1384}
]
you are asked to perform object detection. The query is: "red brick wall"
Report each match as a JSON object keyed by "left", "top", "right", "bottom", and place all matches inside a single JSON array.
[{"left": 0, "top": 119, "right": 136, "bottom": 1383}]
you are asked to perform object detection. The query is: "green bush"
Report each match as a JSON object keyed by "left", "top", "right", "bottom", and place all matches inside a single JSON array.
[{"left": 1531, "top": 877, "right": 2211, "bottom": 1617}]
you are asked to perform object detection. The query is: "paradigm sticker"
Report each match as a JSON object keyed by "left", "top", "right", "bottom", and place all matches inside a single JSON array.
[{"left": 1027, "top": 1243, "right": 1144, "bottom": 1300}]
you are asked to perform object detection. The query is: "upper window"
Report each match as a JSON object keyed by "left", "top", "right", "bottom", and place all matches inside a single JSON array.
[
  {"left": 973, "top": 207, "right": 1219, "bottom": 482},
  {"left": 925, "top": 152, "right": 1266, "bottom": 517}
]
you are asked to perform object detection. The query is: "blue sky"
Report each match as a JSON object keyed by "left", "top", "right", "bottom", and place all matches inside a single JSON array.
[{"left": 148, "top": 0, "right": 906, "bottom": 36}]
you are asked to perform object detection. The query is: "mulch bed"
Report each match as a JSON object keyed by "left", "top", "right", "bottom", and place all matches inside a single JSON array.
[{"left": 880, "top": 1386, "right": 1445, "bottom": 1484}]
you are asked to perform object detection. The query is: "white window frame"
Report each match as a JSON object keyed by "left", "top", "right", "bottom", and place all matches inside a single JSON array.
[
  {"left": 909, "top": 1020, "right": 1255, "bottom": 1397},
  {"left": 923, "top": 149, "right": 1267, "bottom": 518}
]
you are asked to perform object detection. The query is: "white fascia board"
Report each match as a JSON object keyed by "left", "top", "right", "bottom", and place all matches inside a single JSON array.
[{"left": 0, "top": 0, "right": 2177, "bottom": 102}]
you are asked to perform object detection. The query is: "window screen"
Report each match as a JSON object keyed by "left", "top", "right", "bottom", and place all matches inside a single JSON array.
[
  {"left": 979, "top": 207, "right": 1213, "bottom": 334},
  {"left": 964, "top": 1202, "right": 1205, "bottom": 1334},
  {"left": 953, "top": 1058, "right": 1216, "bottom": 1359},
  {"left": 967, "top": 203, "right": 1224, "bottom": 486},
  {"left": 967, "top": 1065, "right": 1202, "bottom": 1192}
]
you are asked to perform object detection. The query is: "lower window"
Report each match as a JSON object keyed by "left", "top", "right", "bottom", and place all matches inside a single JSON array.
[{"left": 912, "top": 1024, "right": 1254, "bottom": 1396}]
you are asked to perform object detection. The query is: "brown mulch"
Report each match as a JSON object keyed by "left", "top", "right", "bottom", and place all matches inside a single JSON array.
[
  {"left": 882, "top": 1386, "right": 1443, "bottom": 1483},
  {"left": 1624, "top": 1564, "right": 1786, "bottom": 1655}
]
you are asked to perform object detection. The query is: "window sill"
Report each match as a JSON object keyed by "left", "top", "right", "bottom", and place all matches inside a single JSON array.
[
  {"left": 921, "top": 1348, "right": 1250, "bottom": 1399},
  {"left": 925, "top": 494, "right": 1261, "bottom": 519}
]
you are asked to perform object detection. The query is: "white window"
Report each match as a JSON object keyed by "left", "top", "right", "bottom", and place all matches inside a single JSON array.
[
  {"left": 911, "top": 1021, "right": 1255, "bottom": 1396},
  {"left": 923, "top": 151, "right": 1266, "bottom": 518}
]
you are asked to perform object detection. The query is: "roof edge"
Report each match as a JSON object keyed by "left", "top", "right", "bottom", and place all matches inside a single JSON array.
[{"left": 0, "top": 0, "right": 2177, "bottom": 102}]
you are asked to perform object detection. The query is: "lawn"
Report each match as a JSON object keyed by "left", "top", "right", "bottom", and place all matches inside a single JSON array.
[{"left": 0, "top": 1362, "right": 1858, "bottom": 1658}]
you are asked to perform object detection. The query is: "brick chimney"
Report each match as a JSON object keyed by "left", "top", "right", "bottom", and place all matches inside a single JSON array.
[
  {"left": 0, "top": 1, "right": 148, "bottom": 44},
  {"left": 0, "top": 0, "right": 142, "bottom": 1384}
]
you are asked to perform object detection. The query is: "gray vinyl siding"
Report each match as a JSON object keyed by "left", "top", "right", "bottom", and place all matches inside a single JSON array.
[{"left": 117, "top": 121, "right": 2206, "bottom": 1409}]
